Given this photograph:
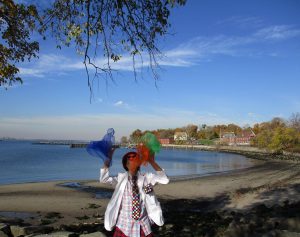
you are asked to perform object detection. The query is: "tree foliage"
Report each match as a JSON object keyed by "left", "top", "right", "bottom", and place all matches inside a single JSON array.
[
  {"left": 252, "top": 116, "right": 300, "bottom": 153},
  {"left": 129, "top": 114, "right": 300, "bottom": 152},
  {"left": 129, "top": 129, "right": 142, "bottom": 143},
  {"left": 289, "top": 112, "right": 300, "bottom": 132},
  {"left": 120, "top": 135, "right": 128, "bottom": 144},
  {"left": 0, "top": 0, "right": 40, "bottom": 87},
  {"left": 184, "top": 124, "right": 198, "bottom": 140},
  {"left": 197, "top": 123, "right": 243, "bottom": 140},
  {"left": 1, "top": 0, "right": 186, "bottom": 95},
  {"left": 269, "top": 127, "right": 299, "bottom": 151},
  {"left": 156, "top": 128, "right": 174, "bottom": 139}
]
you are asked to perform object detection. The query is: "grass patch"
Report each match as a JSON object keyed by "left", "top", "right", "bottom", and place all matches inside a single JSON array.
[{"left": 198, "top": 139, "right": 215, "bottom": 145}]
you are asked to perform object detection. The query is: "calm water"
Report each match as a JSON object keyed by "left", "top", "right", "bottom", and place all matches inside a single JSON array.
[{"left": 0, "top": 140, "right": 255, "bottom": 185}]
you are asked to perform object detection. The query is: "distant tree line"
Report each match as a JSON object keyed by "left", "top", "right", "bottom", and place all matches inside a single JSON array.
[
  {"left": 251, "top": 113, "right": 300, "bottom": 153},
  {"left": 124, "top": 113, "right": 300, "bottom": 153},
  {"left": 128, "top": 124, "right": 249, "bottom": 143}
]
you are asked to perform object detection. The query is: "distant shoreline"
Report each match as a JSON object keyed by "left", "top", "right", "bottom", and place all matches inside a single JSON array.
[
  {"left": 3, "top": 140, "right": 300, "bottom": 161},
  {"left": 162, "top": 144, "right": 300, "bottom": 162}
]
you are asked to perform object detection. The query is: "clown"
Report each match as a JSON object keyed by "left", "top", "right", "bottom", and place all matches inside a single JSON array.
[{"left": 100, "top": 149, "right": 169, "bottom": 237}]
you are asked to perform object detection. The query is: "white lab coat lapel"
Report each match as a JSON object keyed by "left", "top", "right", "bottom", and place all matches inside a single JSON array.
[{"left": 104, "top": 172, "right": 127, "bottom": 231}]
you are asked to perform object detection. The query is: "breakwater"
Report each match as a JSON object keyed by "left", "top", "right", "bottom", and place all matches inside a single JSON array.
[
  {"left": 70, "top": 143, "right": 88, "bottom": 148},
  {"left": 32, "top": 141, "right": 72, "bottom": 145},
  {"left": 32, "top": 141, "right": 89, "bottom": 148}
]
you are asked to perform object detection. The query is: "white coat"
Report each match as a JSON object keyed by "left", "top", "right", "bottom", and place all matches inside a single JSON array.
[{"left": 100, "top": 168, "right": 169, "bottom": 231}]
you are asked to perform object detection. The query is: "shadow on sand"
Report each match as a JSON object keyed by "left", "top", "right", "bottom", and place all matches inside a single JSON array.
[
  {"left": 60, "top": 177, "right": 300, "bottom": 236},
  {"left": 149, "top": 183, "right": 300, "bottom": 237}
]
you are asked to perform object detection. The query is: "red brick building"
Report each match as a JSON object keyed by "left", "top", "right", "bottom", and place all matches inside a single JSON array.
[
  {"left": 221, "top": 130, "right": 255, "bottom": 146},
  {"left": 220, "top": 132, "right": 236, "bottom": 145},
  {"left": 159, "top": 138, "right": 171, "bottom": 144},
  {"left": 235, "top": 130, "right": 256, "bottom": 145}
]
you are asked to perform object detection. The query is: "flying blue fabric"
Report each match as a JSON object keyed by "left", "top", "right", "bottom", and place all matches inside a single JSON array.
[{"left": 86, "top": 128, "right": 115, "bottom": 167}]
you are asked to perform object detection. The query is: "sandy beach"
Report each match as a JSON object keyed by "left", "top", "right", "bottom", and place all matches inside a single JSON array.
[{"left": 1, "top": 159, "right": 300, "bottom": 236}]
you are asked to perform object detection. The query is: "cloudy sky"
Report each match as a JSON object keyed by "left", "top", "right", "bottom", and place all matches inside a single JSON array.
[{"left": 1, "top": 0, "right": 300, "bottom": 140}]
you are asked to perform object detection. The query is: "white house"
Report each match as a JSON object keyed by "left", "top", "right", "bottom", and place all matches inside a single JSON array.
[{"left": 174, "top": 132, "right": 188, "bottom": 141}]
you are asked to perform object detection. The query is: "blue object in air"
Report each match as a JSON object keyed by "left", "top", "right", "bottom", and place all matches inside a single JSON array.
[{"left": 86, "top": 128, "right": 115, "bottom": 167}]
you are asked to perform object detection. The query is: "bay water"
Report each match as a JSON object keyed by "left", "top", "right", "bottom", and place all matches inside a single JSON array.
[{"left": 0, "top": 140, "right": 255, "bottom": 185}]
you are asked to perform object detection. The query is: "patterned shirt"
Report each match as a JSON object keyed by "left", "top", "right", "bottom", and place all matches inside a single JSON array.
[{"left": 116, "top": 174, "right": 152, "bottom": 237}]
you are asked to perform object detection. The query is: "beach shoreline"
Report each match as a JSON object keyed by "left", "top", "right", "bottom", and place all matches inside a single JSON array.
[
  {"left": 162, "top": 144, "right": 300, "bottom": 162},
  {"left": 0, "top": 159, "right": 300, "bottom": 236}
]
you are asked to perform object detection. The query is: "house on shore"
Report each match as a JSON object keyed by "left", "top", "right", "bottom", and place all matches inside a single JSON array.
[
  {"left": 174, "top": 132, "right": 188, "bottom": 141},
  {"left": 235, "top": 130, "right": 256, "bottom": 145},
  {"left": 220, "top": 132, "right": 236, "bottom": 145},
  {"left": 220, "top": 130, "right": 255, "bottom": 146},
  {"left": 158, "top": 138, "right": 173, "bottom": 145}
]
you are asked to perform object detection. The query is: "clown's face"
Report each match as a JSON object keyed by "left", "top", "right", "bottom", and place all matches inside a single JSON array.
[{"left": 126, "top": 153, "right": 141, "bottom": 173}]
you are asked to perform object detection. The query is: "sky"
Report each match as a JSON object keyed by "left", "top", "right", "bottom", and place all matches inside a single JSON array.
[{"left": 1, "top": 0, "right": 300, "bottom": 140}]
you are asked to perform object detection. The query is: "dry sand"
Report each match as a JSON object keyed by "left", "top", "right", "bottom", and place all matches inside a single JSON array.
[{"left": 0, "top": 159, "right": 299, "bottom": 227}]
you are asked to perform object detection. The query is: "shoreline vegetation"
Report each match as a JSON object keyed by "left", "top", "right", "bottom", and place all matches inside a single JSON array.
[
  {"left": 161, "top": 144, "right": 300, "bottom": 162},
  {"left": 128, "top": 113, "right": 300, "bottom": 156}
]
